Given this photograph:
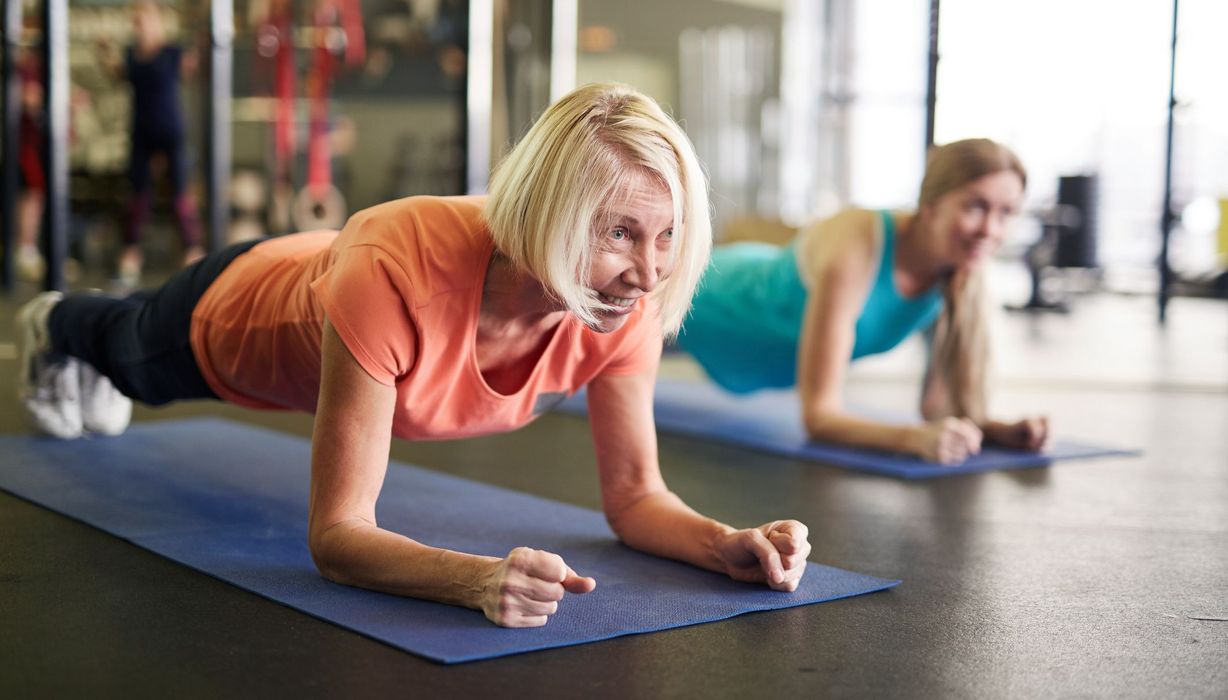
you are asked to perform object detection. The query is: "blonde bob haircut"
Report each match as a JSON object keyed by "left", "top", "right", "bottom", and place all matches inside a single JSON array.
[{"left": 484, "top": 82, "right": 712, "bottom": 337}]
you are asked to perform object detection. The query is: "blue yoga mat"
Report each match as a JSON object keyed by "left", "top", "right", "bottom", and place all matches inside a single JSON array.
[
  {"left": 556, "top": 379, "right": 1138, "bottom": 479},
  {"left": 0, "top": 418, "right": 898, "bottom": 664}
]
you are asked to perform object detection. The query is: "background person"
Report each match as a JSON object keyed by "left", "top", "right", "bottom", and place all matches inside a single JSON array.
[{"left": 678, "top": 139, "right": 1050, "bottom": 465}]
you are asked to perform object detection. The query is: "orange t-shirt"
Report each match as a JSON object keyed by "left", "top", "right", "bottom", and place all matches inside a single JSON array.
[{"left": 190, "top": 195, "right": 662, "bottom": 441}]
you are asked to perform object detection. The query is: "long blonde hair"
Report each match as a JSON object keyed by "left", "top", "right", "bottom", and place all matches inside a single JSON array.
[
  {"left": 921, "top": 139, "right": 1026, "bottom": 422},
  {"left": 483, "top": 83, "right": 712, "bottom": 336}
]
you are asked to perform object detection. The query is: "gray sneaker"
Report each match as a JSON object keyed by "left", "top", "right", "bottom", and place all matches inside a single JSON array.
[
  {"left": 16, "top": 291, "right": 84, "bottom": 439},
  {"left": 79, "top": 362, "right": 132, "bottom": 436}
]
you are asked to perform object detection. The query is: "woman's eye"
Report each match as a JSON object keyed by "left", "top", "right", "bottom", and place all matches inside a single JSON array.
[
  {"left": 660, "top": 229, "right": 674, "bottom": 240},
  {"left": 609, "top": 228, "right": 628, "bottom": 241}
]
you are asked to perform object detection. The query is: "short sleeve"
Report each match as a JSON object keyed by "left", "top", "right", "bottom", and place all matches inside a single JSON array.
[
  {"left": 310, "top": 243, "right": 419, "bottom": 385},
  {"left": 598, "top": 306, "right": 664, "bottom": 377}
]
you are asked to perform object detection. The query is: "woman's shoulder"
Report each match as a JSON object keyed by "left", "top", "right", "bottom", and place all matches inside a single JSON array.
[
  {"left": 344, "top": 195, "right": 488, "bottom": 245},
  {"left": 338, "top": 195, "right": 493, "bottom": 289},
  {"left": 803, "top": 207, "right": 882, "bottom": 246},
  {"left": 351, "top": 194, "right": 486, "bottom": 221},
  {"left": 797, "top": 208, "right": 882, "bottom": 279}
]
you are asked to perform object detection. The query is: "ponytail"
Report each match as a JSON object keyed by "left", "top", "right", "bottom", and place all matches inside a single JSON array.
[{"left": 932, "top": 268, "right": 988, "bottom": 423}]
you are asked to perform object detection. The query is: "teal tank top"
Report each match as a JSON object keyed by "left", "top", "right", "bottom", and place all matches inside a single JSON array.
[{"left": 677, "top": 210, "right": 942, "bottom": 393}]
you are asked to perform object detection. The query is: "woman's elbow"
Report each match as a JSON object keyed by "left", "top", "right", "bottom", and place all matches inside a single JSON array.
[
  {"left": 803, "top": 410, "right": 837, "bottom": 442},
  {"left": 603, "top": 509, "right": 635, "bottom": 544},
  {"left": 309, "top": 538, "right": 343, "bottom": 583},
  {"left": 601, "top": 489, "right": 659, "bottom": 544},
  {"left": 308, "top": 523, "right": 356, "bottom": 585}
]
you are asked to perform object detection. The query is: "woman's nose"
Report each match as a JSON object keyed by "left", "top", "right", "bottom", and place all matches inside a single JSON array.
[
  {"left": 985, "top": 211, "right": 1008, "bottom": 240},
  {"left": 623, "top": 242, "right": 659, "bottom": 292}
]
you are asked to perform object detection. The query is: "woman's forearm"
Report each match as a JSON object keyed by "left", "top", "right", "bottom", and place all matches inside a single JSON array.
[
  {"left": 805, "top": 410, "right": 924, "bottom": 456},
  {"left": 310, "top": 519, "right": 498, "bottom": 609},
  {"left": 606, "top": 490, "right": 735, "bottom": 573}
]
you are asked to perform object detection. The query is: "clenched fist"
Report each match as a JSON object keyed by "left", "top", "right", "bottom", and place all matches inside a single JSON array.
[
  {"left": 917, "top": 416, "right": 983, "bottom": 464},
  {"left": 479, "top": 547, "right": 596, "bottom": 627},
  {"left": 714, "top": 520, "right": 811, "bottom": 592},
  {"left": 986, "top": 416, "right": 1050, "bottom": 451}
]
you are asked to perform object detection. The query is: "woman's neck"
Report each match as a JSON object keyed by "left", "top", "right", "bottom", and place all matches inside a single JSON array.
[
  {"left": 894, "top": 212, "right": 950, "bottom": 295},
  {"left": 479, "top": 253, "right": 567, "bottom": 332},
  {"left": 475, "top": 252, "right": 568, "bottom": 394}
]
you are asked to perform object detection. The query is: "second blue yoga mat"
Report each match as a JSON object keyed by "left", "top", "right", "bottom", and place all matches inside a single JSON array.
[
  {"left": 0, "top": 418, "right": 898, "bottom": 664},
  {"left": 556, "top": 379, "right": 1137, "bottom": 479}
]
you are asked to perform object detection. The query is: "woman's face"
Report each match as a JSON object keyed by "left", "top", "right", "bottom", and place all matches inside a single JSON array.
[
  {"left": 926, "top": 170, "right": 1024, "bottom": 272},
  {"left": 587, "top": 179, "right": 677, "bottom": 333}
]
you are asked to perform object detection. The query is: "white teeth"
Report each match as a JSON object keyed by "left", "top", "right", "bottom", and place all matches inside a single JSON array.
[{"left": 599, "top": 293, "right": 636, "bottom": 308}]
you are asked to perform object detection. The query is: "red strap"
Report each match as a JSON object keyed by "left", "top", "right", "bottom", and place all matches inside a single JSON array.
[
  {"left": 305, "top": 3, "right": 334, "bottom": 193},
  {"left": 339, "top": 0, "right": 366, "bottom": 68},
  {"left": 273, "top": 12, "right": 296, "bottom": 181},
  {"left": 305, "top": 0, "right": 365, "bottom": 195}
]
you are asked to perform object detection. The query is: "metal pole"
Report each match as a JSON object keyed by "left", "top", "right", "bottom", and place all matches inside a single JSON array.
[
  {"left": 40, "top": 0, "right": 67, "bottom": 291},
  {"left": 204, "top": 0, "right": 233, "bottom": 253},
  {"left": 549, "top": 0, "right": 576, "bottom": 102},
  {"left": 1, "top": 0, "right": 21, "bottom": 290},
  {"left": 1159, "top": 0, "right": 1178, "bottom": 323},
  {"left": 466, "top": 0, "right": 492, "bottom": 194},
  {"left": 924, "top": 0, "right": 939, "bottom": 152}
]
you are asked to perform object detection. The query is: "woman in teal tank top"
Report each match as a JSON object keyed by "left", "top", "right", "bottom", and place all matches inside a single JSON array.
[{"left": 678, "top": 139, "right": 1051, "bottom": 464}]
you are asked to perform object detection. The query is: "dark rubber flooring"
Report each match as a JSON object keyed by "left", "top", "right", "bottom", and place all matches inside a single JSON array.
[{"left": 1, "top": 289, "right": 1225, "bottom": 699}]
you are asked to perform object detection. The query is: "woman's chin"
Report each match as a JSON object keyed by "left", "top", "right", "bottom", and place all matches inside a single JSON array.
[
  {"left": 586, "top": 309, "right": 631, "bottom": 334},
  {"left": 958, "top": 251, "right": 991, "bottom": 272}
]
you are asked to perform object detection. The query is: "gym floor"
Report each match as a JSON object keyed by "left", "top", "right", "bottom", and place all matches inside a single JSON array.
[{"left": 1, "top": 279, "right": 1225, "bottom": 698}]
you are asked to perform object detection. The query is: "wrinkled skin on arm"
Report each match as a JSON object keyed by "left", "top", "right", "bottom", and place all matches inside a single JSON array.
[
  {"left": 588, "top": 368, "right": 810, "bottom": 592},
  {"left": 308, "top": 319, "right": 595, "bottom": 627}
]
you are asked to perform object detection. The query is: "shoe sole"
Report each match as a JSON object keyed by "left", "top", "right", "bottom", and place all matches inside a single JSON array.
[{"left": 16, "top": 292, "right": 84, "bottom": 439}]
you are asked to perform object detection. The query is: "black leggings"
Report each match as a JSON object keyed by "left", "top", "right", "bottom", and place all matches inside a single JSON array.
[{"left": 49, "top": 239, "right": 264, "bottom": 405}]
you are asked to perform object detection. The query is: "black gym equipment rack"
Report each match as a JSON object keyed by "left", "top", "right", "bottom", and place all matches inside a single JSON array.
[{"left": 0, "top": 0, "right": 232, "bottom": 291}]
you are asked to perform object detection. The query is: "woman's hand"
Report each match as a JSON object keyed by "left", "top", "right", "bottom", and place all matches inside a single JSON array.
[
  {"left": 479, "top": 547, "right": 597, "bottom": 628},
  {"left": 916, "top": 416, "right": 983, "bottom": 464},
  {"left": 714, "top": 520, "right": 811, "bottom": 592},
  {"left": 985, "top": 416, "right": 1050, "bottom": 451}
]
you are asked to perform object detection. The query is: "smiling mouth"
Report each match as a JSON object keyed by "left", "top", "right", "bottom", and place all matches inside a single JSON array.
[{"left": 598, "top": 292, "right": 638, "bottom": 309}]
